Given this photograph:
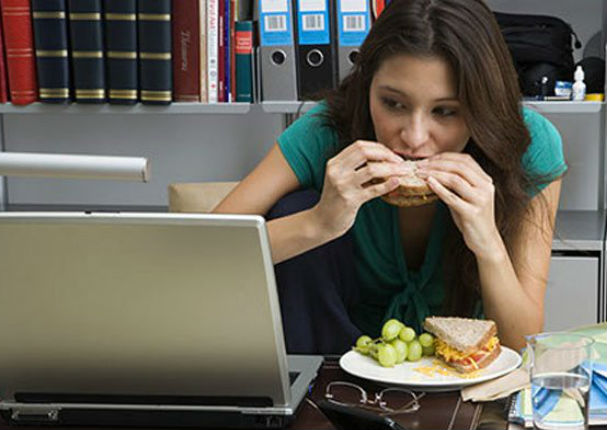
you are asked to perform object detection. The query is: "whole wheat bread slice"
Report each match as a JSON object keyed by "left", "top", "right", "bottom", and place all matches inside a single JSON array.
[{"left": 423, "top": 317, "right": 497, "bottom": 355}]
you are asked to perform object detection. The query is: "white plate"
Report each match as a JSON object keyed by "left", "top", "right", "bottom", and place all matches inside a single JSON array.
[{"left": 339, "top": 347, "right": 522, "bottom": 391}]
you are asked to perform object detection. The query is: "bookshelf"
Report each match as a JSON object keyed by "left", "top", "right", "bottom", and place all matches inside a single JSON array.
[
  {"left": 0, "top": 100, "right": 602, "bottom": 116},
  {"left": 0, "top": 103, "right": 252, "bottom": 115},
  {"left": 259, "top": 101, "right": 606, "bottom": 115}
]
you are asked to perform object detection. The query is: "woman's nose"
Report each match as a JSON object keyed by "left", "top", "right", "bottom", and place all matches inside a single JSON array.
[{"left": 400, "top": 114, "right": 429, "bottom": 149}]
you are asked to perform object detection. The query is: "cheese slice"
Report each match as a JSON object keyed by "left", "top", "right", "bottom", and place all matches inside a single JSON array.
[{"left": 435, "top": 336, "right": 499, "bottom": 363}]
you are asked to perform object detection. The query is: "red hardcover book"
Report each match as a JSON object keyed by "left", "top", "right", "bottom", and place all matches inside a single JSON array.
[
  {"left": 0, "top": 7, "right": 8, "bottom": 103},
  {"left": 217, "top": 0, "right": 225, "bottom": 102},
  {"left": 172, "top": 0, "right": 200, "bottom": 102},
  {"left": 0, "top": 0, "right": 37, "bottom": 105}
]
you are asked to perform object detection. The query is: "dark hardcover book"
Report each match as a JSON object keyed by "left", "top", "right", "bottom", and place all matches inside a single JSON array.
[
  {"left": 32, "top": 0, "right": 70, "bottom": 103},
  {"left": 172, "top": 0, "right": 200, "bottom": 102},
  {"left": 68, "top": 0, "right": 106, "bottom": 103},
  {"left": 138, "top": 0, "right": 172, "bottom": 104},
  {"left": 105, "top": 0, "right": 138, "bottom": 104},
  {"left": 235, "top": 20, "right": 252, "bottom": 102}
]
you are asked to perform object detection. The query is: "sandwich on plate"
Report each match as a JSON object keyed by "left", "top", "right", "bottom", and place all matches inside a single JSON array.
[
  {"left": 423, "top": 317, "right": 501, "bottom": 373},
  {"left": 380, "top": 160, "right": 438, "bottom": 207}
]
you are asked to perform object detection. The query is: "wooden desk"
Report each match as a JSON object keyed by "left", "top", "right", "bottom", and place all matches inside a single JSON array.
[{"left": 0, "top": 357, "right": 509, "bottom": 430}]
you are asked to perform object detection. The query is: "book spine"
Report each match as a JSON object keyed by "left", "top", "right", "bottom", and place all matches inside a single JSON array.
[
  {"left": 199, "top": 0, "right": 208, "bottom": 103},
  {"left": 0, "top": 4, "right": 9, "bottom": 103},
  {"left": 217, "top": 0, "right": 225, "bottom": 102},
  {"left": 138, "top": 0, "right": 172, "bottom": 104},
  {"left": 235, "top": 20, "right": 252, "bottom": 103},
  {"left": 1, "top": 0, "right": 38, "bottom": 105},
  {"left": 172, "top": 0, "right": 200, "bottom": 102},
  {"left": 68, "top": 0, "right": 106, "bottom": 103},
  {"left": 207, "top": 0, "right": 218, "bottom": 103},
  {"left": 32, "top": 0, "right": 70, "bottom": 103},
  {"left": 224, "top": 0, "right": 231, "bottom": 102},
  {"left": 105, "top": 0, "right": 138, "bottom": 104},
  {"left": 229, "top": 0, "right": 236, "bottom": 102}
]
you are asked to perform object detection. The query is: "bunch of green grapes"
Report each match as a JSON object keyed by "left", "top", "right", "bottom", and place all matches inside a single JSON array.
[{"left": 353, "top": 319, "right": 436, "bottom": 367}]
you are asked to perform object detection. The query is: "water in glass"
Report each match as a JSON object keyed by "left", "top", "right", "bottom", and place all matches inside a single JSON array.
[{"left": 531, "top": 371, "right": 591, "bottom": 430}]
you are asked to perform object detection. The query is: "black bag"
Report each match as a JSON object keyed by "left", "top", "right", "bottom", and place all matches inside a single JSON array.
[{"left": 494, "top": 12, "right": 582, "bottom": 96}]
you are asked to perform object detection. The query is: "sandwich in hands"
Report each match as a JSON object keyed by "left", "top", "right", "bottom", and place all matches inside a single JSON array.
[
  {"left": 423, "top": 317, "right": 501, "bottom": 374},
  {"left": 381, "top": 160, "right": 438, "bottom": 207}
]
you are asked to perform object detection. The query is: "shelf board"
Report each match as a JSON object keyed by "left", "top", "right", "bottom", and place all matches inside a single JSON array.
[
  {"left": 552, "top": 210, "right": 605, "bottom": 252},
  {"left": 0, "top": 102, "right": 252, "bottom": 114},
  {"left": 262, "top": 101, "right": 605, "bottom": 114},
  {"left": 0, "top": 101, "right": 601, "bottom": 115},
  {"left": 260, "top": 101, "right": 318, "bottom": 114},
  {"left": 522, "top": 101, "right": 603, "bottom": 114}
]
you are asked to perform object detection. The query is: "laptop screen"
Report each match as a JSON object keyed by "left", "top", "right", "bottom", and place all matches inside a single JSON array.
[{"left": 0, "top": 213, "right": 292, "bottom": 408}]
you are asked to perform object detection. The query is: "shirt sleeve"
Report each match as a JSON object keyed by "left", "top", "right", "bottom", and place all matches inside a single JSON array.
[
  {"left": 277, "top": 102, "right": 340, "bottom": 192},
  {"left": 521, "top": 108, "right": 568, "bottom": 195}
]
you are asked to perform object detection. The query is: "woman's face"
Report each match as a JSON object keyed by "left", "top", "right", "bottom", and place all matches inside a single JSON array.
[{"left": 369, "top": 54, "right": 471, "bottom": 160}]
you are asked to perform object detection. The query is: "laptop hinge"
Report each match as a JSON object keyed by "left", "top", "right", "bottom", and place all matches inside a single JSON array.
[{"left": 11, "top": 407, "right": 59, "bottom": 423}]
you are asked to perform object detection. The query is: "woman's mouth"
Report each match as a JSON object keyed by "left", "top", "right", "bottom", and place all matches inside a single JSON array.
[{"left": 394, "top": 152, "right": 429, "bottom": 161}]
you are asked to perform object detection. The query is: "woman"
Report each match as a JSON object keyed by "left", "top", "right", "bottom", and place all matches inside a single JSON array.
[{"left": 214, "top": 0, "right": 565, "bottom": 353}]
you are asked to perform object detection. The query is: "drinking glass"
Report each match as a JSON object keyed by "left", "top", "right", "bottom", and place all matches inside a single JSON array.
[{"left": 526, "top": 332, "right": 594, "bottom": 430}]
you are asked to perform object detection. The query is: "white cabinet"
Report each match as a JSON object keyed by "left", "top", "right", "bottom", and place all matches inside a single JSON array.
[{"left": 545, "top": 255, "right": 600, "bottom": 331}]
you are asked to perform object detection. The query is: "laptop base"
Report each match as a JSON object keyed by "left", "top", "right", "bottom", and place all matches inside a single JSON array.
[{"left": 1, "top": 408, "right": 293, "bottom": 429}]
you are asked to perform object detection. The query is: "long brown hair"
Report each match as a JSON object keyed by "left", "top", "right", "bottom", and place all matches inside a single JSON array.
[{"left": 322, "top": 0, "right": 551, "bottom": 316}]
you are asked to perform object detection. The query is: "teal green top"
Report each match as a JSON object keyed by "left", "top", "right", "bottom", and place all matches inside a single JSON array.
[{"left": 277, "top": 103, "right": 567, "bottom": 336}]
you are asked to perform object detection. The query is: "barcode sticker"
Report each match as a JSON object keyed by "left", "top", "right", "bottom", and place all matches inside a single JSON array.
[
  {"left": 303, "top": 14, "right": 324, "bottom": 31},
  {"left": 343, "top": 15, "right": 365, "bottom": 32},
  {"left": 265, "top": 14, "right": 287, "bottom": 32}
]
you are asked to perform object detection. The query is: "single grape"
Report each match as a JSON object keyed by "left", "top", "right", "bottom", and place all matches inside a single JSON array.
[
  {"left": 354, "top": 335, "right": 373, "bottom": 355},
  {"left": 407, "top": 340, "right": 423, "bottom": 362},
  {"left": 377, "top": 343, "right": 398, "bottom": 367},
  {"left": 422, "top": 344, "right": 436, "bottom": 357},
  {"left": 356, "top": 335, "right": 373, "bottom": 348},
  {"left": 369, "top": 342, "right": 380, "bottom": 359},
  {"left": 390, "top": 339, "right": 408, "bottom": 364},
  {"left": 399, "top": 326, "right": 416, "bottom": 343},
  {"left": 418, "top": 333, "right": 434, "bottom": 348},
  {"left": 381, "top": 319, "right": 402, "bottom": 342}
]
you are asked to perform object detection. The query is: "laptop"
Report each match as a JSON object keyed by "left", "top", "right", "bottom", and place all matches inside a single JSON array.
[{"left": 0, "top": 212, "right": 323, "bottom": 428}]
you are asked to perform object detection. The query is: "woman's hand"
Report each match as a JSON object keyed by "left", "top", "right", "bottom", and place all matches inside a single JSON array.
[
  {"left": 416, "top": 153, "right": 504, "bottom": 260},
  {"left": 312, "top": 140, "right": 408, "bottom": 238}
]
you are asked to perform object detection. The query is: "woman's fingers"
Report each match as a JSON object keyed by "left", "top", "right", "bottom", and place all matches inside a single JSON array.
[
  {"left": 417, "top": 169, "right": 476, "bottom": 202},
  {"left": 362, "top": 176, "right": 400, "bottom": 201},
  {"left": 426, "top": 175, "right": 472, "bottom": 213},
  {"left": 418, "top": 152, "right": 492, "bottom": 186},
  {"left": 338, "top": 140, "right": 403, "bottom": 170},
  {"left": 355, "top": 161, "right": 416, "bottom": 187}
]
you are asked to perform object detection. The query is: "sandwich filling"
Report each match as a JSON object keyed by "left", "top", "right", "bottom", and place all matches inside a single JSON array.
[{"left": 435, "top": 336, "right": 500, "bottom": 370}]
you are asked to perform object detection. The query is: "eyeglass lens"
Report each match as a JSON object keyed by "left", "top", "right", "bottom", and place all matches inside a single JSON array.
[{"left": 325, "top": 382, "right": 420, "bottom": 414}]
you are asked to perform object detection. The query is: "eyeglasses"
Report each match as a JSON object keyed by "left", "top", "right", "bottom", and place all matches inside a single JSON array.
[{"left": 324, "top": 381, "right": 424, "bottom": 416}]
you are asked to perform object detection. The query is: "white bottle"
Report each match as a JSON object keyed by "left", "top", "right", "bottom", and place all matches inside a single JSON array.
[{"left": 571, "top": 65, "right": 586, "bottom": 101}]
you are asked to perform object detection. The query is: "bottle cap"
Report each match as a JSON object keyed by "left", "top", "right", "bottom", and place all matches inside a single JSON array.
[
  {"left": 574, "top": 65, "right": 585, "bottom": 81},
  {"left": 585, "top": 93, "right": 604, "bottom": 101}
]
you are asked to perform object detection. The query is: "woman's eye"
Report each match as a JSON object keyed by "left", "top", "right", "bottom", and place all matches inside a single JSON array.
[
  {"left": 382, "top": 98, "right": 405, "bottom": 110},
  {"left": 434, "top": 107, "right": 457, "bottom": 117}
]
